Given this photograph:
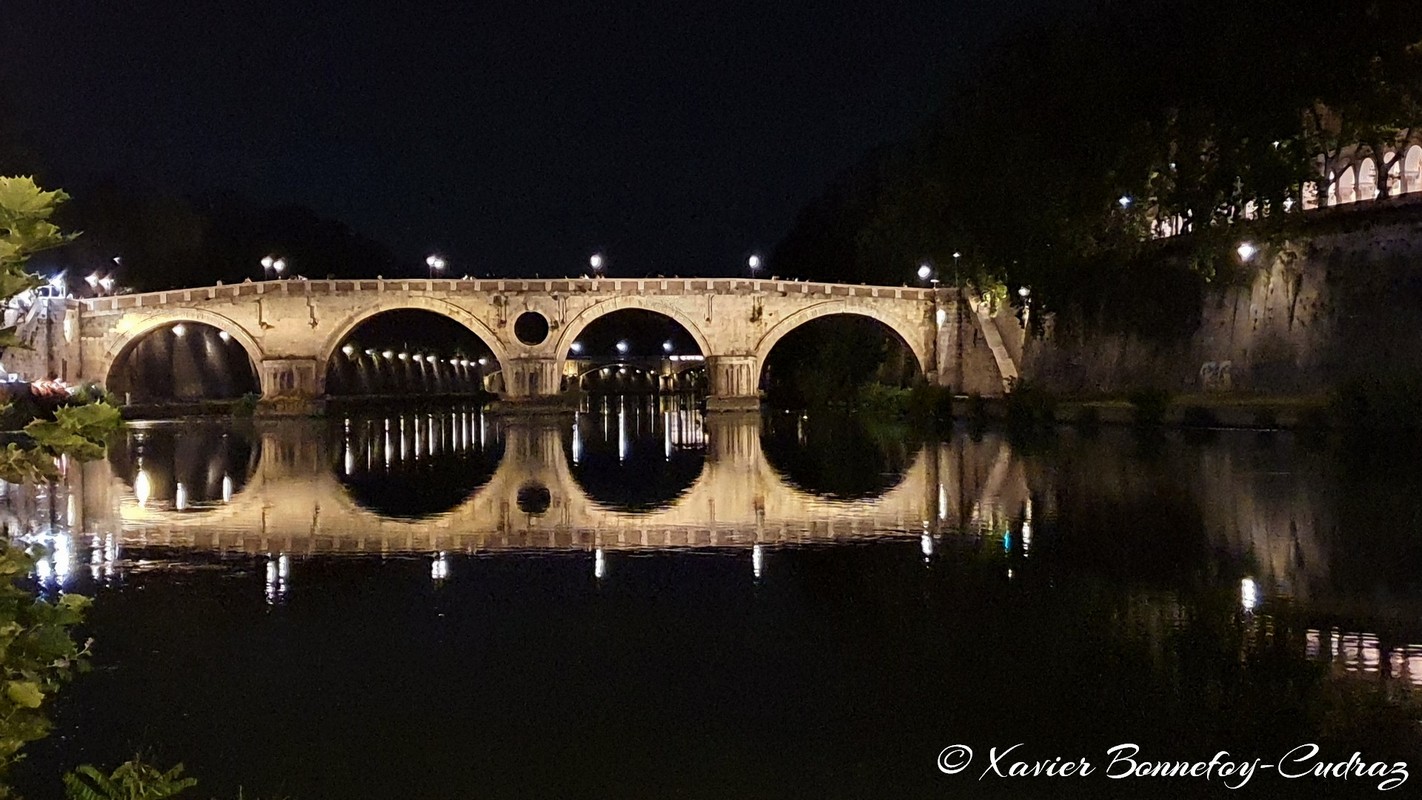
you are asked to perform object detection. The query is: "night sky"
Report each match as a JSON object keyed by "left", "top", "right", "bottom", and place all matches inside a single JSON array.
[{"left": 5, "top": 1, "right": 1064, "bottom": 278}]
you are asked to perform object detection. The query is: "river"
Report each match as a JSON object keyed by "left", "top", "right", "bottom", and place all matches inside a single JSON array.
[{"left": 4, "top": 398, "right": 1419, "bottom": 798}]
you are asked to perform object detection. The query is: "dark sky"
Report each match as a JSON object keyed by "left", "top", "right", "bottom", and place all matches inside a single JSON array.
[{"left": 5, "top": 1, "right": 1060, "bottom": 278}]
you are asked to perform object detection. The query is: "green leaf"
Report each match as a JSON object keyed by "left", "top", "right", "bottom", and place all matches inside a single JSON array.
[{"left": 5, "top": 681, "right": 43, "bottom": 709}]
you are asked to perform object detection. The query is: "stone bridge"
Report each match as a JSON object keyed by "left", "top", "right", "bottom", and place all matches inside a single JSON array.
[
  {"left": 50, "top": 277, "right": 1020, "bottom": 410},
  {"left": 60, "top": 416, "right": 1031, "bottom": 556}
]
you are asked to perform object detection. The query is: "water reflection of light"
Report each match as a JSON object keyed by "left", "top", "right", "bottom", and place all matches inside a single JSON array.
[
  {"left": 594, "top": 548, "right": 606, "bottom": 580},
  {"left": 1240, "top": 577, "right": 1258, "bottom": 613},
  {"left": 920, "top": 532, "right": 935, "bottom": 559},
  {"left": 663, "top": 412, "right": 672, "bottom": 460},
  {"left": 431, "top": 551, "right": 450, "bottom": 582},
  {"left": 265, "top": 553, "right": 291, "bottom": 604},
  {"left": 221, "top": 473, "right": 233, "bottom": 503},
  {"left": 90, "top": 533, "right": 120, "bottom": 582},
  {"left": 572, "top": 418, "right": 583, "bottom": 465},
  {"left": 618, "top": 402, "right": 628, "bottom": 462},
  {"left": 1021, "top": 498, "right": 1033, "bottom": 556},
  {"left": 752, "top": 543, "right": 764, "bottom": 579},
  {"left": 937, "top": 483, "right": 947, "bottom": 522},
  {"left": 175, "top": 482, "right": 188, "bottom": 511},
  {"left": 135, "top": 469, "right": 152, "bottom": 508},
  {"left": 344, "top": 443, "right": 354, "bottom": 476},
  {"left": 1307, "top": 628, "right": 1422, "bottom": 687}
]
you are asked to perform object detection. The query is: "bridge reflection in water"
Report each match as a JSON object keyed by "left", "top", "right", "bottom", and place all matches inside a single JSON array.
[
  {"left": 31, "top": 406, "right": 1029, "bottom": 562},
  {"left": 4, "top": 411, "right": 1422, "bottom": 691}
]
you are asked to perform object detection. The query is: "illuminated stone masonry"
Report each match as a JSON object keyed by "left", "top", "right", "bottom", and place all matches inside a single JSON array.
[{"left": 58, "top": 277, "right": 1020, "bottom": 411}]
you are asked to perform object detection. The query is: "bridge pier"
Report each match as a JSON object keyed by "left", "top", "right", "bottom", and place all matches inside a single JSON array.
[
  {"left": 705, "top": 354, "right": 760, "bottom": 412},
  {"left": 257, "top": 357, "right": 326, "bottom": 416},
  {"left": 495, "top": 356, "right": 573, "bottom": 410}
]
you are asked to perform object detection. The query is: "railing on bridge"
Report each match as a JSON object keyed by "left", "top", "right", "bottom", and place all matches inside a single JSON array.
[{"left": 79, "top": 276, "right": 938, "bottom": 313}]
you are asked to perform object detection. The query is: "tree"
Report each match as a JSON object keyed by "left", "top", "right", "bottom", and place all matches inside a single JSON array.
[{"left": 0, "top": 177, "right": 124, "bottom": 797}]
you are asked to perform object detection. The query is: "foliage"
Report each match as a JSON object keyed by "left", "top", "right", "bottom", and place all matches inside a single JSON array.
[
  {"left": 0, "top": 177, "right": 122, "bottom": 799},
  {"left": 1330, "top": 374, "right": 1422, "bottom": 429},
  {"left": 233, "top": 393, "right": 261, "bottom": 418},
  {"left": 0, "top": 177, "right": 77, "bottom": 349},
  {"left": 770, "top": 0, "right": 1422, "bottom": 339},
  {"left": 0, "top": 402, "right": 125, "bottom": 483},
  {"left": 1004, "top": 381, "right": 1056, "bottom": 431},
  {"left": 1127, "top": 387, "right": 1171, "bottom": 427},
  {"left": 0, "top": 543, "right": 90, "bottom": 784},
  {"left": 63, "top": 761, "right": 196, "bottom": 800}
]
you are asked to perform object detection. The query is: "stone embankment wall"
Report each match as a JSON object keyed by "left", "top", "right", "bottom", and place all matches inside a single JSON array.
[{"left": 1024, "top": 206, "right": 1422, "bottom": 395}]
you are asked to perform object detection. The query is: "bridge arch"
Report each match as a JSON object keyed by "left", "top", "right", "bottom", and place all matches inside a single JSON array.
[
  {"left": 753, "top": 300, "right": 932, "bottom": 379},
  {"left": 101, "top": 309, "right": 265, "bottom": 392},
  {"left": 552, "top": 296, "right": 715, "bottom": 378},
  {"left": 318, "top": 297, "right": 511, "bottom": 380}
]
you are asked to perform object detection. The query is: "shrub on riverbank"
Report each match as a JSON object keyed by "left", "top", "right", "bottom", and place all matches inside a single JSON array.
[
  {"left": 1330, "top": 375, "right": 1422, "bottom": 430},
  {"left": 1128, "top": 387, "right": 1171, "bottom": 427}
]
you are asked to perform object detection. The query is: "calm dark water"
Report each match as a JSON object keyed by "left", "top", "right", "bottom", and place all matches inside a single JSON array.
[{"left": 5, "top": 401, "right": 1422, "bottom": 799}]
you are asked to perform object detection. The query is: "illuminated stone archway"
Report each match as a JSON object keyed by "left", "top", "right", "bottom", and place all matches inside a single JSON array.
[{"left": 100, "top": 309, "right": 265, "bottom": 400}]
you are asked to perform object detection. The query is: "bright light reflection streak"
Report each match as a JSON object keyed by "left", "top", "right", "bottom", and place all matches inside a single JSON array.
[
  {"left": 175, "top": 482, "right": 188, "bottom": 511},
  {"left": 594, "top": 548, "right": 606, "bottom": 580},
  {"left": 618, "top": 404, "right": 628, "bottom": 462},
  {"left": 572, "top": 418, "right": 583, "bottom": 465},
  {"left": 752, "top": 544, "right": 764, "bottom": 579},
  {"left": 1022, "top": 498, "right": 1033, "bottom": 556},
  {"left": 921, "top": 533, "right": 935, "bottom": 559},
  {"left": 135, "top": 469, "right": 151, "bottom": 508},
  {"left": 1240, "top": 577, "right": 1258, "bottom": 612}
]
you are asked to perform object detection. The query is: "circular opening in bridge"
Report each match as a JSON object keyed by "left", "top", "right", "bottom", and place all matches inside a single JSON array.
[
  {"left": 759, "top": 314, "right": 922, "bottom": 411},
  {"left": 516, "top": 482, "right": 552, "bottom": 515},
  {"left": 108, "top": 422, "right": 261, "bottom": 511},
  {"left": 106, "top": 322, "right": 260, "bottom": 404},
  {"left": 513, "top": 311, "right": 550, "bottom": 346},
  {"left": 326, "top": 310, "right": 502, "bottom": 398},
  {"left": 564, "top": 309, "right": 706, "bottom": 395},
  {"left": 336, "top": 408, "right": 504, "bottom": 520},
  {"left": 564, "top": 396, "right": 706, "bottom": 512}
]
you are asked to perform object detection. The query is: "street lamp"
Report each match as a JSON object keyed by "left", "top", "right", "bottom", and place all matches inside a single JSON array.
[
  {"left": 426, "top": 254, "right": 447, "bottom": 278},
  {"left": 590, "top": 253, "right": 605, "bottom": 276},
  {"left": 571, "top": 342, "right": 584, "bottom": 355},
  {"left": 662, "top": 340, "right": 674, "bottom": 353},
  {"left": 616, "top": 340, "right": 629, "bottom": 355},
  {"left": 1236, "top": 242, "right": 1258, "bottom": 262},
  {"left": 748, "top": 254, "right": 762, "bottom": 276}
]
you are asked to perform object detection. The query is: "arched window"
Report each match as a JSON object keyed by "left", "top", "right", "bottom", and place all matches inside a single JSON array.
[
  {"left": 1404, "top": 145, "right": 1422, "bottom": 194},
  {"left": 1335, "top": 167, "right": 1358, "bottom": 205},
  {"left": 1358, "top": 158, "right": 1378, "bottom": 201}
]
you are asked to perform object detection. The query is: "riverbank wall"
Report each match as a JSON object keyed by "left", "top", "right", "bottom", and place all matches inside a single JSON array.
[{"left": 1024, "top": 202, "right": 1422, "bottom": 398}]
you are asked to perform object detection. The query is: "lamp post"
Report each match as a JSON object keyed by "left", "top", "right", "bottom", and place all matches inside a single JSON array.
[
  {"left": 261, "top": 255, "right": 287, "bottom": 280},
  {"left": 426, "top": 254, "right": 447, "bottom": 279},
  {"left": 748, "top": 254, "right": 762, "bottom": 276},
  {"left": 590, "top": 253, "right": 605, "bottom": 277}
]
